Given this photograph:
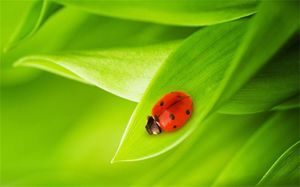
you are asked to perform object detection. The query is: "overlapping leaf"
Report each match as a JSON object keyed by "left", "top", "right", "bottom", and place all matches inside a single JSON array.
[
  {"left": 15, "top": 41, "right": 180, "bottom": 101},
  {"left": 213, "top": 1, "right": 300, "bottom": 109},
  {"left": 1, "top": 0, "right": 299, "bottom": 186},
  {"left": 258, "top": 140, "right": 300, "bottom": 186},
  {"left": 134, "top": 112, "right": 270, "bottom": 186},
  {"left": 219, "top": 40, "right": 300, "bottom": 114},
  {"left": 213, "top": 109, "right": 300, "bottom": 186},
  {"left": 138, "top": 110, "right": 299, "bottom": 186},
  {"left": 54, "top": 0, "right": 257, "bottom": 26},
  {"left": 16, "top": 36, "right": 299, "bottom": 111},
  {"left": 4, "top": 0, "right": 63, "bottom": 51},
  {"left": 2, "top": 5, "right": 196, "bottom": 86},
  {"left": 111, "top": 0, "right": 299, "bottom": 162},
  {"left": 110, "top": 19, "right": 248, "bottom": 162},
  {"left": 272, "top": 94, "right": 300, "bottom": 111}
]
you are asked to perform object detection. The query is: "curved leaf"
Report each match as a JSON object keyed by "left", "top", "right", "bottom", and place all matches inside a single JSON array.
[
  {"left": 219, "top": 40, "right": 300, "bottom": 114},
  {"left": 5, "top": 5, "right": 197, "bottom": 52},
  {"left": 213, "top": 109, "right": 300, "bottom": 186},
  {"left": 16, "top": 33, "right": 300, "bottom": 113},
  {"left": 4, "top": 0, "right": 63, "bottom": 51},
  {"left": 272, "top": 94, "right": 300, "bottom": 111},
  {"left": 112, "top": 0, "right": 299, "bottom": 162},
  {"left": 257, "top": 140, "right": 300, "bottom": 186},
  {"left": 15, "top": 41, "right": 180, "bottom": 101},
  {"left": 111, "top": 19, "right": 248, "bottom": 162},
  {"left": 2, "top": 6, "right": 196, "bottom": 86},
  {"left": 213, "top": 1, "right": 300, "bottom": 110},
  {"left": 144, "top": 111, "right": 299, "bottom": 186},
  {"left": 54, "top": 0, "right": 257, "bottom": 26},
  {"left": 135, "top": 112, "right": 270, "bottom": 186}
]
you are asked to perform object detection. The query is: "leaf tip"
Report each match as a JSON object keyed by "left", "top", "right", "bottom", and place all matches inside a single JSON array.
[
  {"left": 110, "top": 157, "right": 124, "bottom": 164},
  {"left": 13, "top": 57, "right": 28, "bottom": 67},
  {"left": 110, "top": 154, "right": 128, "bottom": 164},
  {"left": 110, "top": 159, "right": 116, "bottom": 164},
  {"left": 110, "top": 153, "right": 117, "bottom": 164},
  {"left": 3, "top": 42, "right": 16, "bottom": 53},
  {"left": 110, "top": 147, "right": 127, "bottom": 164}
]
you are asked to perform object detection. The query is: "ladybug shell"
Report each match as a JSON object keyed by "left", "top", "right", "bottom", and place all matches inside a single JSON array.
[{"left": 152, "top": 91, "right": 193, "bottom": 132}]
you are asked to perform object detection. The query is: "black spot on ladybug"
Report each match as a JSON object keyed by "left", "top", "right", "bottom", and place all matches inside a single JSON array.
[
  {"left": 186, "top": 110, "right": 190, "bottom": 115},
  {"left": 173, "top": 125, "right": 177, "bottom": 129},
  {"left": 177, "top": 95, "right": 182, "bottom": 98},
  {"left": 160, "top": 101, "right": 164, "bottom": 106},
  {"left": 169, "top": 113, "right": 175, "bottom": 120}
]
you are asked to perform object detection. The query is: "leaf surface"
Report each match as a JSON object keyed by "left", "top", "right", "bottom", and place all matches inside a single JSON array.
[
  {"left": 5, "top": 0, "right": 63, "bottom": 51},
  {"left": 3, "top": 5, "right": 196, "bottom": 86},
  {"left": 272, "top": 94, "right": 300, "bottom": 111},
  {"left": 16, "top": 39, "right": 299, "bottom": 111},
  {"left": 219, "top": 41, "right": 300, "bottom": 114},
  {"left": 214, "top": 1, "right": 300, "bottom": 109},
  {"left": 135, "top": 112, "right": 269, "bottom": 186},
  {"left": 257, "top": 140, "right": 300, "bottom": 186},
  {"left": 111, "top": 19, "right": 248, "bottom": 162},
  {"left": 213, "top": 109, "right": 300, "bottom": 186},
  {"left": 54, "top": 0, "right": 257, "bottom": 26},
  {"left": 112, "top": 0, "right": 299, "bottom": 162},
  {"left": 16, "top": 41, "right": 180, "bottom": 101}
]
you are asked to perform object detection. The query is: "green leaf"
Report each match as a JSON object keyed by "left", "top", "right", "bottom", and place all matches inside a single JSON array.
[
  {"left": 2, "top": 5, "right": 195, "bottom": 86},
  {"left": 14, "top": 0, "right": 297, "bottom": 162},
  {"left": 110, "top": 19, "right": 248, "bottom": 162},
  {"left": 54, "top": 0, "right": 257, "bottom": 26},
  {"left": 214, "top": 0, "right": 300, "bottom": 110},
  {"left": 16, "top": 32, "right": 299, "bottom": 113},
  {"left": 135, "top": 112, "right": 270, "bottom": 186},
  {"left": 272, "top": 94, "right": 300, "bottom": 111},
  {"left": 219, "top": 40, "right": 300, "bottom": 114},
  {"left": 5, "top": 4, "right": 196, "bottom": 52},
  {"left": 112, "top": 0, "right": 298, "bottom": 162},
  {"left": 15, "top": 38, "right": 299, "bottom": 112},
  {"left": 4, "top": 0, "right": 63, "bottom": 51},
  {"left": 3, "top": 1, "right": 299, "bottom": 186},
  {"left": 257, "top": 140, "right": 300, "bottom": 186},
  {"left": 0, "top": 0, "right": 33, "bottom": 51},
  {"left": 213, "top": 109, "right": 300, "bottom": 186},
  {"left": 141, "top": 110, "right": 299, "bottom": 186},
  {"left": 15, "top": 41, "right": 180, "bottom": 101}
]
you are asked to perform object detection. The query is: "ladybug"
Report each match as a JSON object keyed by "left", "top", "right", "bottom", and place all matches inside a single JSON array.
[{"left": 145, "top": 91, "right": 193, "bottom": 135}]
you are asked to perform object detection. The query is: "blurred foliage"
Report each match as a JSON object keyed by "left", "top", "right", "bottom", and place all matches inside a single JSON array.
[{"left": 1, "top": 0, "right": 299, "bottom": 186}]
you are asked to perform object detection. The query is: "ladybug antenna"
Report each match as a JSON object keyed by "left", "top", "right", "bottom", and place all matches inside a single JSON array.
[{"left": 145, "top": 116, "right": 161, "bottom": 135}]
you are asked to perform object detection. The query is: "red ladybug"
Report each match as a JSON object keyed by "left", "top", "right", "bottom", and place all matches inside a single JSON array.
[{"left": 145, "top": 91, "right": 193, "bottom": 135}]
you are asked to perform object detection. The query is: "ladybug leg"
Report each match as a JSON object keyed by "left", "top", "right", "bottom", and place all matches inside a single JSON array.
[{"left": 145, "top": 116, "right": 161, "bottom": 135}]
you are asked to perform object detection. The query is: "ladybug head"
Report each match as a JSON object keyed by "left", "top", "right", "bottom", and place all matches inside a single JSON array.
[{"left": 145, "top": 116, "right": 161, "bottom": 135}]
